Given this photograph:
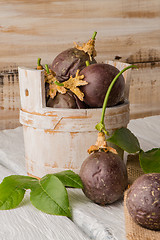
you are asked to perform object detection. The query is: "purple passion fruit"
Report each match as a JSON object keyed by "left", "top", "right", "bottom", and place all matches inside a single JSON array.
[
  {"left": 51, "top": 48, "right": 96, "bottom": 82},
  {"left": 79, "top": 151, "right": 128, "bottom": 205},
  {"left": 126, "top": 173, "right": 160, "bottom": 230},
  {"left": 46, "top": 91, "right": 86, "bottom": 109},
  {"left": 80, "top": 63, "right": 125, "bottom": 108}
]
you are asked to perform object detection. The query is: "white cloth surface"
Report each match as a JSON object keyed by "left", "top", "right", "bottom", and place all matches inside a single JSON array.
[
  {"left": 0, "top": 115, "right": 160, "bottom": 240},
  {"left": 0, "top": 127, "right": 26, "bottom": 175}
]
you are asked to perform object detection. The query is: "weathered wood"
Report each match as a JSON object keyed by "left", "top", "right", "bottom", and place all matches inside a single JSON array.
[
  {"left": 130, "top": 62, "right": 160, "bottom": 119},
  {"left": 20, "top": 101, "right": 129, "bottom": 177},
  {"left": 0, "top": 68, "right": 21, "bottom": 129},
  {"left": 0, "top": 0, "right": 160, "bottom": 66}
]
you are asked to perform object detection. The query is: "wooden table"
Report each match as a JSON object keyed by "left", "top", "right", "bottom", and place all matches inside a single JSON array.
[
  {"left": 0, "top": 115, "right": 160, "bottom": 240},
  {"left": 0, "top": 1, "right": 160, "bottom": 129}
]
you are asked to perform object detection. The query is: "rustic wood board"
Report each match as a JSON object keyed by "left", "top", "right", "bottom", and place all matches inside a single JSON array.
[
  {"left": 0, "top": 0, "right": 160, "bottom": 66},
  {"left": 0, "top": 0, "right": 160, "bottom": 129},
  {"left": 130, "top": 62, "right": 160, "bottom": 119},
  {"left": 0, "top": 67, "right": 20, "bottom": 129}
]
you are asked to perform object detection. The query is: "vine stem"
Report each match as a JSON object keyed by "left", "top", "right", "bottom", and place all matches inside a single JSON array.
[{"left": 95, "top": 65, "right": 137, "bottom": 134}]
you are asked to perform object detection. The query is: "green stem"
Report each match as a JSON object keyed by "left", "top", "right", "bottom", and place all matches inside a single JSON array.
[
  {"left": 37, "top": 58, "right": 41, "bottom": 66},
  {"left": 45, "top": 64, "right": 50, "bottom": 74},
  {"left": 96, "top": 65, "right": 137, "bottom": 133},
  {"left": 45, "top": 64, "right": 64, "bottom": 86},
  {"left": 86, "top": 60, "right": 90, "bottom": 67},
  {"left": 54, "top": 80, "right": 64, "bottom": 87},
  {"left": 92, "top": 31, "right": 97, "bottom": 40}
]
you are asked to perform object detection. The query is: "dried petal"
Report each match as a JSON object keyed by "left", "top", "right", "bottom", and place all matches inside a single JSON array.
[
  {"left": 45, "top": 71, "right": 57, "bottom": 84},
  {"left": 87, "top": 132, "right": 118, "bottom": 154},
  {"left": 37, "top": 65, "right": 43, "bottom": 70},
  {"left": 95, "top": 132, "right": 107, "bottom": 148},
  {"left": 56, "top": 85, "right": 67, "bottom": 94},
  {"left": 88, "top": 145, "right": 99, "bottom": 154},
  {"left": 45, "top": 69, "right": 67, "bottom": 99},
  {"left": 63, "top": 70, "right": 88, "bottom": 101},
  {"left": 49, "top": 84, "right": 57, "bottom": 99},
  {"left": 74, "top": 39, "right": 97, "bottom": 61},
  {"left": 107, "top": 147, "right": 118, "bottom": 154}
]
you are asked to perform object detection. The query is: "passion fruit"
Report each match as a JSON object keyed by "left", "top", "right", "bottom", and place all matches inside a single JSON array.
[
  {"left": 80, "top": 63, "right": 125, "bottom": 108},
  {"left": 126, "top": 173, "right": 160, "bottom": 230},
  {"left": 46, "top": 91, "right": 87, "bottom": 109},
  {"left": 51, "top": 48, "right": 96, "bottom": 82},
  {"left": 51, "top": 32, "right": 97, "bottom": 82},
  {"left": 79, "top": 151, "right": 128, "bottom": 205}
]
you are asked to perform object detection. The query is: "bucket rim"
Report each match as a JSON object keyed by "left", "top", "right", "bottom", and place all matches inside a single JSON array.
[{"left": 37, "top": 99, "right": 129, "bottom": 114}]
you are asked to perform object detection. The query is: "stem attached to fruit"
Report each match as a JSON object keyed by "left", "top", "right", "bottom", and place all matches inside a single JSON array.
[
  {"left": 95, "top": 65, "right": 137, "bottom": 134},
  {"left": 92, "top": 31, "right": 97, "bottom": 40},
  {"left": 54, "top": 80, "right": 64, "bottom": 87},
  {"left": 37, "top": 58, "right": 41, "bottom": 66},
  {"left": 86, "top": 61, "right": 90, "bottom": 67},
  {"left": 45, "top": 64, "right": 50, "bottom": 74},
  {"left": 45, "top": 64, "right": 64, "bottom": 86},
  {"left": 37, "top": 58, "right": 43, "bottom": 70}
]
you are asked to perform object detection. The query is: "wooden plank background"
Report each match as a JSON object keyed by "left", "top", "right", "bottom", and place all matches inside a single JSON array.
[{"left": 0, "top": 0, "right": 160, "bottom": 129}]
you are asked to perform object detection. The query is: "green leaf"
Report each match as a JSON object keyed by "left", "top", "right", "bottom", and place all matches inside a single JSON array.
[
  {"left": 0, "top": 175, "right": 37, "bottom": 210},
  {"left": 10, "top": 175, "right": 38, "bottom": 189},
  {"left": 54, "top": 170, "right": 83, "bottom": 188},
  {"left": 107, "top": 127, "right": 141, "bottom": 153},
  {"left": 139, "top": 148, "right": 160, "bottom": 173},
  {"left": 30, "top": 174, "right": 71, "bottom": 217}
]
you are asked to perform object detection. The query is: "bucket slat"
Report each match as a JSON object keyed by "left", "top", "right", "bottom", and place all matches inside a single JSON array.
[{"left": 18, "top": 67, "right": 45, "bottom": 112}]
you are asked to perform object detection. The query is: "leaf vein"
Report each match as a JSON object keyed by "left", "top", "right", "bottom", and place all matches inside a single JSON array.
[
  {"left": 38, "top": 180, "right": 68, "bottom": 215},
  {"left": 0, "top": 187, "right": 24, "bottom": 209},
  {"left": 64, "top": 175, "right": 82, "bottom": 187}
]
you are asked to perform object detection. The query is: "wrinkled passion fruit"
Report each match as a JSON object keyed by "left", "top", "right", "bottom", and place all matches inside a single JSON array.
[
  {"left": 46, "top": 91, "right": 87, "bottom": 109},
  {"left": 79, "top": 151, "right": 128, "bottom": 205},
  {"left": 126, "top": 173, "right": 160, "bottom": 230},
  {"left": 51, "top": 48, "right": 96, "bottom": 82},
  {"left": 51, "top": 32, "right": 97, "bottom": 82},
  {"left": 47, "top": 91, "right": 77, "bottom": 108},
  {"left": 80, "top": 63, "right": 125, "bottom": 108}
]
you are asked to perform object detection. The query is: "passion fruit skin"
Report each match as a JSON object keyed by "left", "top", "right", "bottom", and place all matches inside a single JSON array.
[
  {"left": 46, "top": 91, "right": 86, "bottom": 109},
  {"left": 126, "top": 173, "right": 160, "bottom": 230},
  {"left": 51, "top": 48, "right": 96, "bottom": 82},
  {"left": 80, "top": 63, "right": 125, "bottom": 108},
  {"left": 79, "top": 151, "right": 128, "bottom": 205},
  {"left": 45, "top": 82, "right": 50, "bottom": 102}
]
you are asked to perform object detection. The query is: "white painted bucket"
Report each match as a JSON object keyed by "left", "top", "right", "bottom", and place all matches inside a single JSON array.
[{"left": 18, "top": 61, "right": 131, "bottom": 178}]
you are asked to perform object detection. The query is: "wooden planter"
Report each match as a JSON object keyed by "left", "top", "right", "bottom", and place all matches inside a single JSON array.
[{"left": 18, "top": 61, "right": 131, "bottom": 178}]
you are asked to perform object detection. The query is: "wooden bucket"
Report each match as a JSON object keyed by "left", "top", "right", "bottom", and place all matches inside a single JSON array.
[{"left": 18, "top": 61, "right": 131, "bottom": 178}]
